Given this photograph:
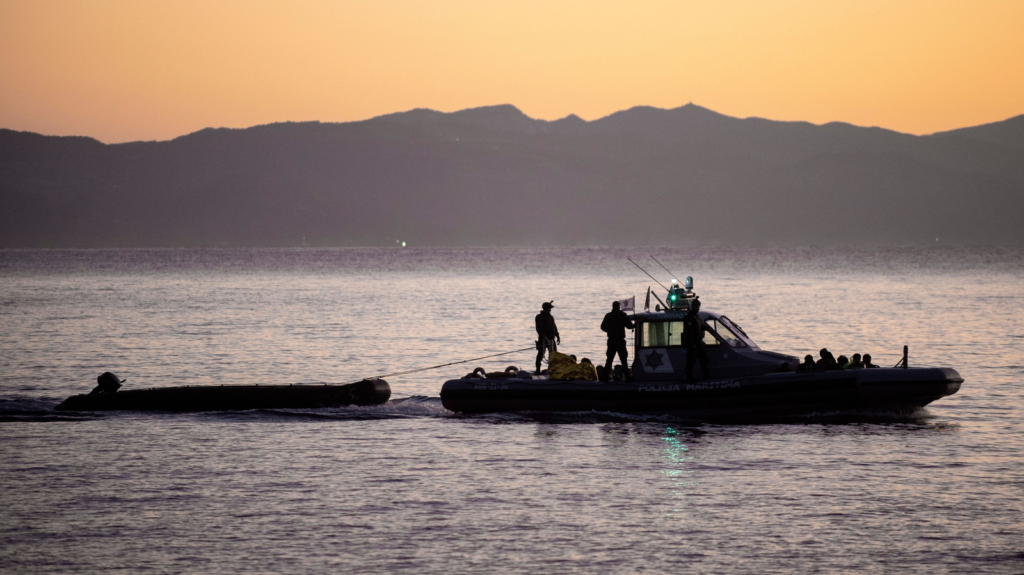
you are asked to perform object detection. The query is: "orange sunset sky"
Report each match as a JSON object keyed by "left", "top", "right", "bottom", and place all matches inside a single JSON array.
[{"left": 2, "top": 0, "right": 1022, "bottom": 143}]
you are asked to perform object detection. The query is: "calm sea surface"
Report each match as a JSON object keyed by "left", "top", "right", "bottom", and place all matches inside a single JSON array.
[{"left": 1, "top": 247, "right": 1023, "bottom": 574}]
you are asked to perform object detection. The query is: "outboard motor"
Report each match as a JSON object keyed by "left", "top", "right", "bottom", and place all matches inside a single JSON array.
[{"left": 89, "top": 372, "right": 124, "bottom": 395}]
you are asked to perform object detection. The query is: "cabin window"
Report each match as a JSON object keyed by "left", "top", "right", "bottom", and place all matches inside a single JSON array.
[
  {"left": 702, "top": 324, "right": 721, "bottom": 346},
  {"left": 719, "top": 316, "right": 750, "bottom": 341},
  {"left": 641, "top": 321, "right": 684, "bottom": 347},
  {"left": 706, "top": 318, "right": 746, "bottom": 347}
]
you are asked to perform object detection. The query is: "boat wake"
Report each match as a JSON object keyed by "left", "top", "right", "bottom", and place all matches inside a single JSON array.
[
  {"left": 0, "top": 396, "right": 106, "bottom": 422},
  {"left": 785, "top": 407, "right": 936, "bottom": 424},
  {"left": 447, "top": 406, "right": 937, "bottom": 425},
  {"left": 202, "top": 395, "right": 455, "bottom": 421},
  {"left": 0, "top": 395, "right": 455, "bottom": 422}
]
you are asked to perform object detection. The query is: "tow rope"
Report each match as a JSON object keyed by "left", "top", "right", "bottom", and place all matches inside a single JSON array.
[{"left": 333, "top": 346, "right": 536, "bottom": 385}]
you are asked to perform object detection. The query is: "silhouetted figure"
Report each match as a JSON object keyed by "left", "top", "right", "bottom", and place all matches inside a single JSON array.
[
  {"left": 836, "top": 355, "right": 849, "bottom": 369},
  {"left": 816, "top": 348, "right": 839, "bottom": 372},
  {"left": 601, "top": 300, "right": 635, "bottom": 382},
  {"left": 863, "top": 354, "right": 879, "bottom": 368},
  {"left": 612, "top": 365, "right": 627, "bottom": 382},
  {"left": 683, "top": 299, "right": 710, "bottom": 381},
  {"left": 798, "top": 355, "right": 815, "bottom": 373},
  {"left": 844, "top": 353, "right": 865, "bottom": 369},
  {"left": 89, "top": 372, "right": 124, "bottom": 395},
  {"left": 535, "top": 301, "right": 560, "bottom": 374}
]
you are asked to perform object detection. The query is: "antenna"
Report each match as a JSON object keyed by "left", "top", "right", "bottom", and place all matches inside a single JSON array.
[
  {"left": 649, "top": 288, "right": 668, "bottom": 310},
  {"left": 649, "top": 255, "right": 679, "bottom": 284},
  {"left": 627, "top": 257, "right": 669, "bottom": 291}
]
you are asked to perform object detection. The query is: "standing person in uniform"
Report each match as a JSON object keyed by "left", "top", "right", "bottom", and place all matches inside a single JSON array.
[
  {"left": 535, "top": 301, "right": 560, "bottom": 374},
  {"left": 600, "top": 300, "right": 635, "bottom": 382},
  {"left": 682, "top": 298, "right": 711, "bottom": 381}
]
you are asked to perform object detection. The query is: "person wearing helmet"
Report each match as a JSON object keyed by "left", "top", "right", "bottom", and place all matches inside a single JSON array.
[{"left": 535, "top": 301, "right": 560, "bottom": 374}]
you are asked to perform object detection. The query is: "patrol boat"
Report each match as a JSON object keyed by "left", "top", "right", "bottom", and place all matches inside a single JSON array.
[{"left": 440, "top": 278, "right": 963, "bottom": 418}]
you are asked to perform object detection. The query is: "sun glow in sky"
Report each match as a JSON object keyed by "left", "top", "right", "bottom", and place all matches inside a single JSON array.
[{"left": 1, "top": 0, "right": 1022, "bottom": 143}]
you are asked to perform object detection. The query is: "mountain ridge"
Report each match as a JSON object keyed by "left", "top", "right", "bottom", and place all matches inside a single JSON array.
[
  {"left": 1, "top": 105, "right": 1022, "bottom": 247},
  {"left": 7, "top": 103, "right": 1020, "bottom": 145}
]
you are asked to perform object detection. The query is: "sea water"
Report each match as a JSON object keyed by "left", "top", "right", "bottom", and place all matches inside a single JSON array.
[{"left": 1, "top": 247, "right": 1022, "bottom": 573}]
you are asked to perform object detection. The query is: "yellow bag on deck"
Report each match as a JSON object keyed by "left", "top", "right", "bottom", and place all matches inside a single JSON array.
[{"left": 548, "top": 351, "right": 599, "bottom": 381}]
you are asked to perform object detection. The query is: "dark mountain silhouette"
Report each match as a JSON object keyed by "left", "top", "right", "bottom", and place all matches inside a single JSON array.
[{"left": 1, "top": 104, "right": 1022, "bottom": 247}]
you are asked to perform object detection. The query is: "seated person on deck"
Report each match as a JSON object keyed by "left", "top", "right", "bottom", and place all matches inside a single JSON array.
[
  {"left": 816, "top": 349, "right": 839, "bottom": 372},
  {"left": 797, "top": 355, "right": 815, "bottom": 373},
  {"left": 843, "top": 354, "right": 864, "bottom": 369}
]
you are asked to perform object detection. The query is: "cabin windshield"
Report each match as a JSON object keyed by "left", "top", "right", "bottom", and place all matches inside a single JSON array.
[
  {"left": 706, "top": 318, "right": 746, "bottom": 347},
  {"left": 719, "top": 315, "right": 757, "bottom": 347}
]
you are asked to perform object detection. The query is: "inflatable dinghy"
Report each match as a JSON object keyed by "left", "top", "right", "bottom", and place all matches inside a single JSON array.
[{"left": 55, "top": 378, "right": 391, "bottom": 412}]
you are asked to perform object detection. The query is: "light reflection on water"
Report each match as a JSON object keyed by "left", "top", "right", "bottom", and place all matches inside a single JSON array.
[
  {"left": 661, "top": 426, "right": 698, "bottom": 523},
  {"left": 662, "top": 427, "right": 696, "bottom": 486},
  {"left": 1, "top": 247, "right": 1023, "bottom": 573}
]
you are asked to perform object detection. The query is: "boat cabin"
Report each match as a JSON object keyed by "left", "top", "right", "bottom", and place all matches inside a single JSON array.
[{"left": 630, "top": 280, "right": 797, "bottom": 381}]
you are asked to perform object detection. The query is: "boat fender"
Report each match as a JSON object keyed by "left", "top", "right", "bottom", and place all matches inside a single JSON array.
[{"left": 504, "top": 366, "right": 519, "bottom": 375}]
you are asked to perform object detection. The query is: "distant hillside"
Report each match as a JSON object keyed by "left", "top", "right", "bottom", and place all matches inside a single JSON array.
[{"left": 1, "top": 104, "right": 1022, "bottom": 247}]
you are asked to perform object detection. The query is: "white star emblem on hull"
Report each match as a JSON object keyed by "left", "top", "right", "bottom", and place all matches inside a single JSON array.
[{"left": 640, "top": 348, "right": 674, "bottom": 373}]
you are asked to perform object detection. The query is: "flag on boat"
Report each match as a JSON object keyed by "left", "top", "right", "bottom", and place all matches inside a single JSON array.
[
  {"left": 619, "top": 296, "right": 635, "bottom": 312},
  {"left": 644, "top": 287, "right": 651, "bottom": 311}
]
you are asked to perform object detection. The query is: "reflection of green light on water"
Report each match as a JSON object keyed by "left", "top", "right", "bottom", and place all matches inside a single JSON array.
[{"left": 661, "top": 426, "right": 697, "bottom": 494}]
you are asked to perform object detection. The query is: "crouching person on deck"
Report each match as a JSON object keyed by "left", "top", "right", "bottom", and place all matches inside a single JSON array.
[{"left": 601, "top": 300, "right": 634, "bottom": 382}]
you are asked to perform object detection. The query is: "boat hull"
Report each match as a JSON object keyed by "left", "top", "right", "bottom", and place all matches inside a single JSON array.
[
  {"left": 440, "top": 368, "right": 962, "bottom": 418},
  {"left": 54, "top": 379, "right": 391, "bottom": 412}
]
